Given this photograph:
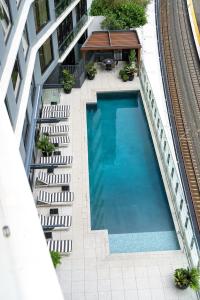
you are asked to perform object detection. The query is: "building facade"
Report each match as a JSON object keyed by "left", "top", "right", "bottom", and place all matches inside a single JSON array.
[
  {"left": 0, "top": 0, "right": 92, "bottom": 298},
  {"left": 0, "top": 0, "right": 91, "bottom": 166}
]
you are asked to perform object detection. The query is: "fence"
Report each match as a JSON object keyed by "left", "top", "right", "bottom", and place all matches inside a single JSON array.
[{"left": 140, "top": 62, "right": 200, "bottom": 270}]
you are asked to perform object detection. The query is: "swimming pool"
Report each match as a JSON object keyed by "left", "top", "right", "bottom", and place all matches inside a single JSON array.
[{"left": 87, "top": 91, "right": 179, "bottom": 253}]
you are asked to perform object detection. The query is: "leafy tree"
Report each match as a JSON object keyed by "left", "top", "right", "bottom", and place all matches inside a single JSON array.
[{"left": 90, "top": 0, "right": 148, "bottom": 30}]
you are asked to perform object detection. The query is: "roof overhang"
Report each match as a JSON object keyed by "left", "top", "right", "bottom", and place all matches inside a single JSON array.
[{"left": 81, "top": 30, "right": 141, "bottom": 52}]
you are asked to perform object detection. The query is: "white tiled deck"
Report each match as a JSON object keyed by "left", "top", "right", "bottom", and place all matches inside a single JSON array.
[{"left": 50, "top": 65, "right": 198, "bottom": 300}]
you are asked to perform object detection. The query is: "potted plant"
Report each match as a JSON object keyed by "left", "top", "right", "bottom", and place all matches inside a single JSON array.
[
  {"left": 37, "top": 135, "right": 55, "bottom": 157},
  {"left": 174, "top": 268, "right": 200, "bottom": 290},
  {"left": 124, "top": 64, "right": 135, "bottom": 81},
  {"left": 62, "top": 69, "right": 75, "bottom": 93},
  {"left": 122, "top": 73, "right": 129, "bottom": 82},
  {"left": 86, "top": 63, "right": 97, "bottom": 80},
  {"left": 129, "top": 49, "right": 136, "bottom": 68},
  {"left": 50, "top": 251, "right": 61, "bottom": 268}
]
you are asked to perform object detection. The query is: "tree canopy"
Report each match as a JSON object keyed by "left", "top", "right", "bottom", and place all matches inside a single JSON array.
[{"left": 90, "top": 0, "right": 149, "bottom": 30}]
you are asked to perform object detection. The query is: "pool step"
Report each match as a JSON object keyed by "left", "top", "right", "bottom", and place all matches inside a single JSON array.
[{"left": 109, "top": 230, "right": 180, "bottom": 253}]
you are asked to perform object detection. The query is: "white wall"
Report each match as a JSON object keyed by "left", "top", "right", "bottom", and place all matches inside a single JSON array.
[{"left": 88, "top": 16, "right": 104, "bottom": 35}]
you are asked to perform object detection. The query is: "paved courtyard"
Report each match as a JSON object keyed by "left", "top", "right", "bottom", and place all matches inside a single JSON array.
[{"left": 52, "top": 66, "right": 197, "bottom": 300}]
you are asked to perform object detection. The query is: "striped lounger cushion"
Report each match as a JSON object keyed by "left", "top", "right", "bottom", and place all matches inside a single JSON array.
[
  {"left": 36, "top": 171, "right": 71, "bottom": 186},
  {"left": 40, "top": 215, "right": 72, "bottom": 228},
  {"left": 38, "top": 190, "right": 74, "bottom": 204},
  {"left": 49, "top": 135, "right": 70, "bottom": 146},
  {"left": 40, "top": 155, "right": 73, "bottom": 166},
  {"left": 42, "top": 105, "right": 70, "bottom": 112},
  {"left": 47, "top": 240, "right": 72, "bottom": 254},
  {"left": 41, "top": 110, "right": 70, "bottom": 119},
  {"left": 40, "top": 125, "right": 69, "bottom": 135}
]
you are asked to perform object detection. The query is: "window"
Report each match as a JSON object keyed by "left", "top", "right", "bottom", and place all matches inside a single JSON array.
[
  {"left": 175, "top": 182, "right": 179, "bottom": 194},
  {"left": 190, "top": 237, "right": 194, "bottom": 249},
  {"left": 0, "top": 0, "right": 11, "bottom": 40},
  {"left": 57, "top": 13, "right": 73, "bottom": 48},
  {"left": 180, "top": 199, "right": 183, "bottom": 211},
  {"left": 171, "top": 167, "right": 174, "bottom": 178},
  {"left": 33, "top": 0, "right": 49, "bottom": 33},
  {"left": 154, "top": 108, "right": 157, "bottom": 118},
  {"left": 160, "top": 129, "right": 163, "bottom": 139},
  {"left": 39, "top": 37, "right": 53, "bottom": 73},
  {"left": 11, "top": 58, "right": 21, "bottom": 97},
  {"left": 22, "top": 111, "right": 30, "bottom": 151},
  {"left": 185, "top": 216, "right": 189, "bottom": 229},
  {"left": 149, "top": 90, "right": 151, "bottom": 100},
  {"left": 157, "top": 118, "right": 160, "bottom": 129},
  {"left": 22, "top": 27, "right": 29, "bottom": 57},
  {"left": 167, "top": 154, "right": 170, "bottom": 164},
  {"left": 163, "top": 141, "right": 166, "bottom": 151},
  {"left": 151, "top": 99, "right": 154, "bottom": 108},
  {"left": 76, "top": 0, "right": 87, "bottom": 22},
  {"left": 16, "top": 0, "right": 21, "bottom": 6}
]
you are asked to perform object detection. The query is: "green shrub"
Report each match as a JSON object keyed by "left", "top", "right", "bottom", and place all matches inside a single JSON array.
[
  {"left": 50, "top": 251, "right": 61, "bottom": 268},
  {"left": 90, "top": 0, "right": 148, "bottom": 30}
]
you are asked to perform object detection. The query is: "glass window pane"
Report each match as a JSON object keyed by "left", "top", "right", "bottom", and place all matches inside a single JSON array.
[
  {"left": 33, "top": 0, "right": 49, "bottom": 33},
  {"left": 11, "top": 58, "right": 21, "bottom": 97},
  {"left": 0, "top": 0, "right": 12, "bottom": 40},
  {"left": 39, "top": 37, "right": 53, "bottom": 73},
  {"left": 57, "top": 13, "right": 73, "bottom": 48},
  {"left": 22, "top": 27, "right": 29, "bottom": 57}
]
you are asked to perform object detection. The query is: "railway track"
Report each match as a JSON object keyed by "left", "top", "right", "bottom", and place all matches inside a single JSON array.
[{"left": 159, "top": 0, "right": 200, "bottom": 227}]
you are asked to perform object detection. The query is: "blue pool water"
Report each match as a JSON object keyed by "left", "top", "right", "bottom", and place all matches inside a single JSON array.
[{"left": 87, "top": 91, "right": 179, "bottom": 253}]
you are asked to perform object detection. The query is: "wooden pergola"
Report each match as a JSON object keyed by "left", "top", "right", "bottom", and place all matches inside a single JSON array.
[{"left": 81, "top": 30, "right": 142, "bottom": 64}]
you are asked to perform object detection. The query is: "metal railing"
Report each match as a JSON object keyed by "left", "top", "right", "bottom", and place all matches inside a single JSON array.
[
  {"left": 54, "top": 0, "right": 75, "bottom": 18},
  {"left": 140, "top": 63, "right": 200, "bottom": 298},
  {"left": 58, "top": 13, "right": 89, "bottom": 56}
]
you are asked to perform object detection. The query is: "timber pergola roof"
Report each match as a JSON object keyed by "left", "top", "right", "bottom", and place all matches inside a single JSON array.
[{"left": 81, "top": 30, "right": 141, "bottom": 52}]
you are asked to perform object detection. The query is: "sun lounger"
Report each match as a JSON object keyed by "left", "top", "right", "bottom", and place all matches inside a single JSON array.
[
  {"left": 49, "top": 135, "right": 70, "bottom": 147},
  {"left": 42, "top": 105, "right": 70, "bottom": 112},
  {"left": 40, "top": 155, "right": 73, "bottom": 167},
  {"left": 41, "top": 110, "right": 70, "bottom": 120},
  {"left": 37, "top": 190, "right": 74, "bottom": 206},
  {"left": 35, "top": 171, "right": 71, "bottom": 187},
  {"left": 40, "top": 125, "right": 69, "bottom": 136},
  {"left": 40, "top": 214, "right": 72, "bottom": 230},
  {"left": 47, "top": 239, "right": 72, "bottom": 255}
]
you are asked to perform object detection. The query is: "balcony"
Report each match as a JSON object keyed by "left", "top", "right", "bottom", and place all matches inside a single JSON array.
[
  {"left": 55, "top": 0, "right": 75, "bottom": 18},
  {"left": 58, "top": 13, "right": 88, "bottom": 56}
]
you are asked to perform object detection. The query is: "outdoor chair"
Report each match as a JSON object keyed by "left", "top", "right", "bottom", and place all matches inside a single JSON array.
[
  {"left": 39, "top": 214, "right": 72, "bottom": 231},
  {"left": 37, "top": 190, "right": 74, "bottom": 206},
  {"left": 40, "top": 124, "right": 69, "bottom": 136},
  {"left": 49, "top": 135, "right": 70, "bottom": 147},
  {"left": 47, "top": 239, "right": 72, "bottom": 255},
  {"left": 35, "top": 171, "right": 71, "bottom": 187},
  {"left": 40, "top": 155, "right": 73, "bottom": 167}
]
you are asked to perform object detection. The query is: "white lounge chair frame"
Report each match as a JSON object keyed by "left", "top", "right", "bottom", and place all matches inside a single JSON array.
[
  {"left": 37, "top": 190, "right": 74, "bottom": 206},
  {"left": 40, "top": 124, "right": 69, "bottom": 136},
  {"left": 49, "top": 135, "right": 70, "bottom": 147},
  {"left": 47, "top": 240, "right": 72, "bottom": 255},
  {"left": 41, "top": 110, "right": 70, "bottom": 120},
  {"left": 40, "top": 155, "right": 73, "bottom": 167},
  {"left": 35, "top": 171, "right": 71, "bottom": 187},
  {"left": 42, "top": 105, "right": 70, "bottom": 112},
  {"left": 40, "top": 214, "right": 72, "bottom": 230}
]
